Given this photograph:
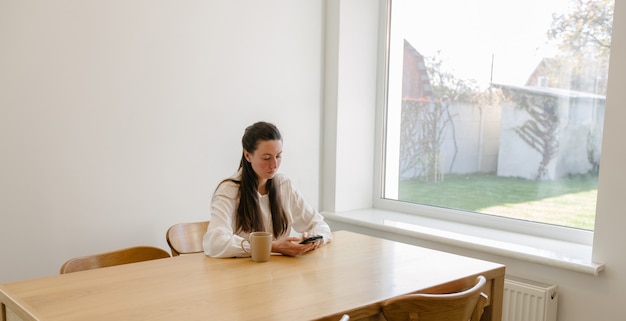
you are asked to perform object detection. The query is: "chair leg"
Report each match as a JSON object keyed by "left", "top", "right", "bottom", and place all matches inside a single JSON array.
[{"left": 470, "top": 293, "right": 489, "bottom": 321}]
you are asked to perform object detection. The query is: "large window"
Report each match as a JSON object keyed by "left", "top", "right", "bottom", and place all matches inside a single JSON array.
[{"left": 381, "top": 0, "right": 613, "bottom": 236}]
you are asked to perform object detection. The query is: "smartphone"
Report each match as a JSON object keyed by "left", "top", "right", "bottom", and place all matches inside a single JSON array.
[{"left": 299, "top": 235, "right": 323, "bottom": 244}]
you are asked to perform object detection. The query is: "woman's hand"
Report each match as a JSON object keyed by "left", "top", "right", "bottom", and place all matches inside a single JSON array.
[{"left": 271, "top": 235, "right": 321, "bottom": 257}]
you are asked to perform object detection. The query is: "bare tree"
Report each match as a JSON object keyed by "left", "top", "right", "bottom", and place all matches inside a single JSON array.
[
  {"left": 399, "top": 97, "right": 452, "bottom": 182},
  {"left": 548, "top": 0, "right": 613, "bottom": 57},
  {"left": 546, "top": 0, "right": 613, "bottom": 94},
  {"left": 399, "top": 51, "right": 500, "bottom": 181},
  {"left": 500, "top": 89, "right": 560, "bottom": 180}
]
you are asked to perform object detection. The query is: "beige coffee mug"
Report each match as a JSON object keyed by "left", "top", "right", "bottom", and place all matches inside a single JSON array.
[{"left": 241, "top": 231, "right": 272, "bottom": 262}]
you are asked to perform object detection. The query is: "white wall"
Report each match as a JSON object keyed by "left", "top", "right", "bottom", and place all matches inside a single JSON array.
[
  {"left": 0, "top": 0, "right": 322, "bottom": 282},
  {"left": 322, "top": 0, "right": 378, "bottom": 212},
  {"left": 2, "top": 1, "right": 626, "bottom": 321}
]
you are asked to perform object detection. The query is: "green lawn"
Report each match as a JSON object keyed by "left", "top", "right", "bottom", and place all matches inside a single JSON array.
[{"left": 398, "top": 173, "right": 597, "bottom": 230}]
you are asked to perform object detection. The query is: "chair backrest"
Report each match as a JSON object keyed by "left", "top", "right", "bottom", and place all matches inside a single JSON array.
[
  {"left": 166, "top": 221, "right": 210, "bottom": 256},
  {"left": 60, "top": 246, "right": 171, "bottom": 274},
  {"left": 381, "top": 275, "right": 488, "bottom": 321}
]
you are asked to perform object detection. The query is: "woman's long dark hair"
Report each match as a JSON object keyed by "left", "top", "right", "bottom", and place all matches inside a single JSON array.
[{"left": 232, "top": 121, "right": 288, "bottom": 237}]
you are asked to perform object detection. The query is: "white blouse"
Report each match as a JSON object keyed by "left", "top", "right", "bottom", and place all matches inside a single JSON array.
[{"left": 203, "top": 171, "right": 332, "bottom": 258}]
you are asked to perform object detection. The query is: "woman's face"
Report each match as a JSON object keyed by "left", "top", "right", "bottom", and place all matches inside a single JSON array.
[{"left": 245, "top": 139, "right": 283, "bottom": 182}]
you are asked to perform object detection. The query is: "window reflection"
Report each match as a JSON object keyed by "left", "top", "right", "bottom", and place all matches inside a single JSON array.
[{"left": 384, "top": 0, "right": 614, "bottom": 230}]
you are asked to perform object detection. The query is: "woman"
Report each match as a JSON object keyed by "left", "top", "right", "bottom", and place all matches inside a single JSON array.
[{"left": 203, "top": 121, "right": 332, "bottom": 257}]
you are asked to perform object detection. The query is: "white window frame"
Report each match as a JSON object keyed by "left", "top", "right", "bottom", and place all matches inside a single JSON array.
[
  {"left": 372, "top": 0, "right": 596, "bottom": 246},
  {"left": 320, "top": 0, "right": 612, "bottom": 275}
]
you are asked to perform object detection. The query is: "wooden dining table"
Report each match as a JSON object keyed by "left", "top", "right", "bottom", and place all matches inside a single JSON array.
[{"left": 0, "top": 230, "right": 505, "bottom": 321}]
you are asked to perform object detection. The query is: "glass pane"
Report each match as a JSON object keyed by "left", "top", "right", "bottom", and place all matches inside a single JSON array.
[{"left": 384, "top": 0, "right": 614, "bottom": 230}]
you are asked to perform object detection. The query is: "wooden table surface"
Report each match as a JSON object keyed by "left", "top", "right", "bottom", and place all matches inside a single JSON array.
[{"left": 0, "top": 230, "right": 505, "bottom": 321}]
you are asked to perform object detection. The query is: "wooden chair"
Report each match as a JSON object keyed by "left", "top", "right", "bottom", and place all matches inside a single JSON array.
[
  {"left": 59, "top": 246, "right": 171, "bottom": 274},
  {"left": 381, "top": 275, "right": 488, "bottom": 321},
  {"left": 166, "top": 221, "right": 210, "bottom": 256}
]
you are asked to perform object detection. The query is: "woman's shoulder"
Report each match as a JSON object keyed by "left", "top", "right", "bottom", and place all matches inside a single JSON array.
[
  {"left": 272, "top": 173, "right": 299, "bottom": 192},
  {"left": 272, "top": 172, "right": 291, "bottom": 184},
  {"left": 214, "top": 175, "right": 240, "bottom": 197},
  {"left": 217, "top": 178, "right": 239, "bottom": 188}
]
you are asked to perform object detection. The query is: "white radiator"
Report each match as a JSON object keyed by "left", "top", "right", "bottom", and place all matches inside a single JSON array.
[{"left": 502, "top": 277, "right": 558, "bottom": 321}]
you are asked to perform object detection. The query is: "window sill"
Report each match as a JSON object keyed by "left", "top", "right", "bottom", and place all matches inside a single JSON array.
[{"left": 322, "top": 208, "right": 605, "bottom": 276}]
